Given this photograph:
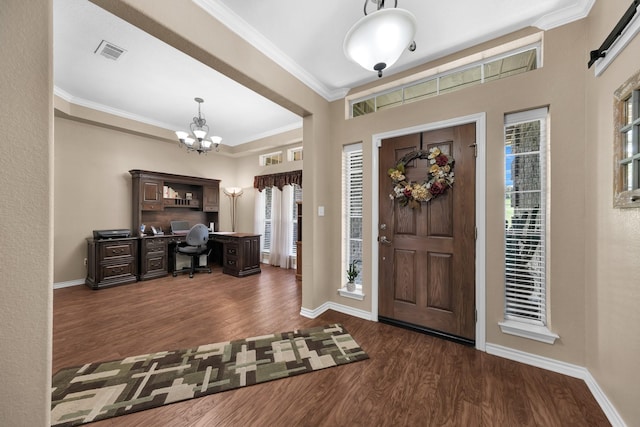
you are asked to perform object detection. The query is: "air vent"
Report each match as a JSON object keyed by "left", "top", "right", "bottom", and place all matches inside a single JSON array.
[{"left": 94, "top": 40, "right": 126, "bottom": 61}]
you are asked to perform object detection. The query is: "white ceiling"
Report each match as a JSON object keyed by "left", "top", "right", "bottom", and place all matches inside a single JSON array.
[{"left": 53, "top": 0, "right": 593, "bottom": 148}]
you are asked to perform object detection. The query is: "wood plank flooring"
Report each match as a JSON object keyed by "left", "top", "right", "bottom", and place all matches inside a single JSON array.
[{"left": 53, "top": 265, "right": 610, "bottom": 426}]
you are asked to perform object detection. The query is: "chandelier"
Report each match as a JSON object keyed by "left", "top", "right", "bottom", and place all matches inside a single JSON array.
[
  {"left": 344, "top": 0, "right": 417, "bottom": 78},
  {"left": 175, "top": 97, "right": 222, "bottom": 154}
]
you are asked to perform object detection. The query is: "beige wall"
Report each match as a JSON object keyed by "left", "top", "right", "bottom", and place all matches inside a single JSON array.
[
  {"left": 4, "top": 0, "right": 634, "bottom": 424},
  {"left": 0, "top": 1, "right": 53, "bottom": 425},
  {"left": 585, "top": 1, "right": 640, "bottom": 424},
  {"left": 54, "top": 115, "right": 242, "bottom": 283},
  {"left": 327, "top": 22, "right": 589, "bottom": 363}
]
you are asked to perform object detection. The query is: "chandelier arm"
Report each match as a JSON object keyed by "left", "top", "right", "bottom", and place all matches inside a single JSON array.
[{"left": 363, "top": 0, "right": 368, "bottom": 16}]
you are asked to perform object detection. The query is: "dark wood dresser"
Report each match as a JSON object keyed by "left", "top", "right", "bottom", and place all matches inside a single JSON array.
[{"left": 85, "top": 237, "right": 138, "bottom": 289}]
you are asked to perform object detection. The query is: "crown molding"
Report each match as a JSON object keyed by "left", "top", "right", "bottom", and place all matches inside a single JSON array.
[
  {"left": 192, "top": 0, "right": 349, "bottom": 101},
  {"left": 533, "top": 0, "right": 595, "bottom": 30},
  {"left": 54, "top": 86, "right": 177, "bottom": 131}
]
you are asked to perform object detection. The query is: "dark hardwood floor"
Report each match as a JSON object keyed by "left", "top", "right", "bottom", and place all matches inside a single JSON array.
[{"left": 53, "top": 265, "right": 610, "bottom": 426}]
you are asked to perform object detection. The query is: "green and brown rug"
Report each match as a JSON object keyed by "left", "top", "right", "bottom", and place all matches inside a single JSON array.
[{"left": 51, "top": 324, "right": 368, "bottom": 426}]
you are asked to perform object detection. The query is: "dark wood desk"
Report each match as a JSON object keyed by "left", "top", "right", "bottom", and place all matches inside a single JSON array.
[
  {"left": 87, "top": 233, "right": 261, "bottom": 289},
  {"left": 140, "top": 233, "right": 261, "bottom": 280}
]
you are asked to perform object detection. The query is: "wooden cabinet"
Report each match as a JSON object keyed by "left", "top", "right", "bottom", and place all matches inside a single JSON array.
[
  {"left": 139, "top": 237, "right": 168, "bottom": 280},
  {"left": 86, "top": 238, "right": 138, "bottom": 289},
  {"left": 141, "top": 178, "right": 163, "bottom": 211},
  {"left": 130, "top": 170, "right": 220, "bottom": 236},
  {"left": 203, "top": 185, "right": 219, "bottom": 212},
  {"left": 212, "top": 233, "right": 261, "bottom": 277}
]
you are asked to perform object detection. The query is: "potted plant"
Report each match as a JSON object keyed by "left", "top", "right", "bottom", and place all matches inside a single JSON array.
[{"left": 346, "top": 260, "right": 360, "bottom": 292}]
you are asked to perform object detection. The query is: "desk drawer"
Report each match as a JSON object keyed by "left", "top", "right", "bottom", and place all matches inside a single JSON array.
[
  {"left": 100, "top": 241, "right": 135, "bottom": 259},
  {"left": 145, "top": 238, "right": 166, "bottom": 251},
  {"left": 100, "top": 261, "right": 136, "bottom": 280},
  {"left": 225, "top": 244, "right": 239, "bottom": 256}
]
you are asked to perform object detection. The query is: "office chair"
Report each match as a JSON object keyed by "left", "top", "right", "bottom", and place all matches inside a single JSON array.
[{"left": 173, "top": 223, "right": 211, "bottom": 278}]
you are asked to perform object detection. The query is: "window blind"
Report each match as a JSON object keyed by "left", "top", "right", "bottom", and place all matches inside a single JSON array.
[
  {"left": 504, "top": 108, "right": 548, "bottom": 325},
  {"left": 343, "top": 144, "right": 363, "bottom": 285},
  {"left": 291, "top": 184, "right": 302, "bottom": 255},
  {"left": 263, "top": 187, "right": 272, "bottom": 252}
]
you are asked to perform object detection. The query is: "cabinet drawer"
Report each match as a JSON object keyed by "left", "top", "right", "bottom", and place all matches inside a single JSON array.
[
  {"left": 101, "top": 241, "right": 135, "bottom": 259},
  {"left": 224, "top": 255, "right": 238, "bottom": 268},
  {"left": 141, "top": 202, "right": 162, "bottom": 211},
  {"left": 225, "top": 244, "right": 239, "bottom": 256},
  {"left": 101, "top": 261, "right": 135, "bottom": 279},
  {"left": 145, "top": 238, "right": 166, "bottom": 251}
]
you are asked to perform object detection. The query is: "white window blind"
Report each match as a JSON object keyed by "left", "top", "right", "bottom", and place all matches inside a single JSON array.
[
  {"left": 504, "top": 107, "right": 548, "bottom": 325},
  {"left": 291, "top": 184, "right": 302, "bottom": 255},
  {"left": 263, "top": 187, "right": 272, "bottom": 252},
  {"left": 343, "top": 144, "right": 363, "bottom": 285}
]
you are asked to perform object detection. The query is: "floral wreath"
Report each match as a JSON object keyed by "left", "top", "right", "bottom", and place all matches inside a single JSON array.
[{"left": 388, "top": 147, "right": 455, "bottom": 209}]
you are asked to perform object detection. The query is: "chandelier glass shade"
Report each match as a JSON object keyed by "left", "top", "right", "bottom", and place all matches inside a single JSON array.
[
  {"left": 175, "top": 97, "right": 221, "bottom": 154},
  {"left": 344, "top": 1, "right": 417, "bottom": 78}
]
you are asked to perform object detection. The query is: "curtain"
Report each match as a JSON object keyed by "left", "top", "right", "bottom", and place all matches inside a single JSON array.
[
  {"left": 254, "top": 170, "right": 302, "bottom": 192},
  {"left": 269, "top": 185, "right": 293, "bottom": 268},
  {"left": 253, "top": 189, "right": 265, "bottom": 254}
]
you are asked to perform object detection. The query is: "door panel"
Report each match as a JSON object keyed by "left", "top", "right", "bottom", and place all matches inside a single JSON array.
[{"left": 378, "top": 124, "right": 476, "bottom": 341}]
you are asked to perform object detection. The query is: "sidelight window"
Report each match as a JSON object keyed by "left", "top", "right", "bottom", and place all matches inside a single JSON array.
[
  {"left": 500, "top": 107, "right": 558, "bottom": 344},
  {"left": 341, "top": 143, "right": 363, "bottom": 295}
]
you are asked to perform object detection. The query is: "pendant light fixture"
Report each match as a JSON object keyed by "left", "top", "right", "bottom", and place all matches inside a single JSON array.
[
  {"left": 175, "top": 97, "right": 222, "bottom": 154},
  {"left": 344, "top": 0, "right": 417, "bottom": 78}
]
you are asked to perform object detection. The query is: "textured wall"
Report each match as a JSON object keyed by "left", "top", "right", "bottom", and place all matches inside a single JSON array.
[
  {"left": 54, "top": 116, "right": 240, "bottom": 283},
  {"left": 0, "top": 1, "right": 53, "bottom": 425},
  {"left": 585, "top": 1, "right": 640, "bottom": 424}
]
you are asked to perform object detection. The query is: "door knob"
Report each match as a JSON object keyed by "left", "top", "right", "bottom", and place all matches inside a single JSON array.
[{"left": 379, "top": 236, "right": 392, "bottom": 245}]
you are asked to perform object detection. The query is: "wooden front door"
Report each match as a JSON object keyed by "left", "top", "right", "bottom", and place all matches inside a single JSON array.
[{"left": 378, "top": 124, "right": 476, "bottom": 342}]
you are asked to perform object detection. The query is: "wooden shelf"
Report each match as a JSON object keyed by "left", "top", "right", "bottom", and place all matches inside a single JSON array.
[{"left": 163, "top": 198, "right": 200, "bottom": 208}]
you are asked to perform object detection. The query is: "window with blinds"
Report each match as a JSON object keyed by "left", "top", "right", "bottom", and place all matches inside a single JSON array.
[
  {"left": 263, "top": 187, "right": 272, "bottom": 252},
  {"left": 343, "top": 144, "right": 363, "bottom": 286},
  {"left": 291, "top": 184, "right": 302, "bottom": 255},
  {"left": 504, "top": 107, "right": 548, "bottom": 325}
]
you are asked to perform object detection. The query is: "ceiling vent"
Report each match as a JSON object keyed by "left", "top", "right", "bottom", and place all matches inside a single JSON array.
[{"left": 94, "top": 40, "right": 126, "bottom": 61}]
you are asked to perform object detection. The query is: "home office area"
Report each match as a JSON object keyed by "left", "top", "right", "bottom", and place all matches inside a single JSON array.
[{"left": 4, "top": 0, "right": 640, "bottom": 426}]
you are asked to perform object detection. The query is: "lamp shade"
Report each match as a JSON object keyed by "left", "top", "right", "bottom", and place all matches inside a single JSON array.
[{"left": 344, "top": 8, "right": 417, "bottom": 75}]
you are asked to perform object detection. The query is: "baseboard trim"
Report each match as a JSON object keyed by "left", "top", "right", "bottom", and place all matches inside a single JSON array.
[
  {"left": 486, "top": 343, "right": 627, "bottom": 427},
  {"left": 300, "top": 302, "right": 373, "bottom": 321},
  {"left": 54, "top": 279, "right": 85, "bottom": 289}
]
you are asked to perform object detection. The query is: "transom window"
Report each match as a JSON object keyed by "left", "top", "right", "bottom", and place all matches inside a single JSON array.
[
  {"left": 260, "top": 151, "right": 283, "bottom": 166},
  {"left": 288, "top": 147, "right": 303, "bottom": 162},
  {"left": 350, "top": 44, "right": 540, "bottom": 118}
]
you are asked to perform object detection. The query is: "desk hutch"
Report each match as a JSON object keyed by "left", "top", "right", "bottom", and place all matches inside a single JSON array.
[{"left": 85, "top": 170, "right": 260, "bottom": 289}]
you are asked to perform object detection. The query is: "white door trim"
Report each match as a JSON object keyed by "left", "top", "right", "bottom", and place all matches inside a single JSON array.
[{"left": 370, "top": 112, "right": 486, "bottom": 351}]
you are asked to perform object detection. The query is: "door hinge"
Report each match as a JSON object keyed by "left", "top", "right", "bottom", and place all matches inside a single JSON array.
[
  {"left": 469, "top": 142, "right": 477, "bottom": 157},
  {"left": 474, "top": 227, "right": 478, "bottom": 240},
  {"left": 475, "top": 309, "right": 478, "bottom": 323}
]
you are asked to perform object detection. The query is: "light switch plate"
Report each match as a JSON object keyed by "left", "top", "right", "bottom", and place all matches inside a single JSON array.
[{"left": 318, "top": 206, "right": 325, "bottom": 216}]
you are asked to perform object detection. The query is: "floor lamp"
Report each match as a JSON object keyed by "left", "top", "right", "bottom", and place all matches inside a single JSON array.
[{"left": 224, "top": 187, "right": 243, "bottom": 232}]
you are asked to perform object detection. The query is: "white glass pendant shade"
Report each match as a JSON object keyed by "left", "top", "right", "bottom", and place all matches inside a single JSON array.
[
  {"left": 344, "top": 8, "right": 417, "bottom": 76},
  {"left": 193, "top": 129, "right": 207, "bottom": 140},
  {"left": 175, "top": 131, "right": 189, "bottom": 141},
  {"left": 201, "top": 139, "right": 212, "bottom": 150},
  {"left": 210, "top": 135, "right": 222, "bottom": 145},
  {"left": 184, "top": 137, "right": 195, "bottom": 147}
]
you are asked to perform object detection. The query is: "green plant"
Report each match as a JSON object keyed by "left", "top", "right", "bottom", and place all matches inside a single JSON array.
[{"left": 346, "top": 260, "right": 360, "bottom": 282}]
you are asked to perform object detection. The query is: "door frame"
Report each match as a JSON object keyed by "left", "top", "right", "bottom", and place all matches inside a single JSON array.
[{"left": 370, "top": 113, "right": 487, "bottom": 351}]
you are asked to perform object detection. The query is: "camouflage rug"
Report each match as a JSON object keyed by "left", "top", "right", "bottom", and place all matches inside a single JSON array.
[{"left": 51, "top": 323, "right": 368, "bottom": 426}]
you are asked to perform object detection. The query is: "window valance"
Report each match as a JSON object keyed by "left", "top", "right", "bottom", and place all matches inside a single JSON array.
[{"left": 253, "top": 170, "right": 302, "bottom": 192}]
